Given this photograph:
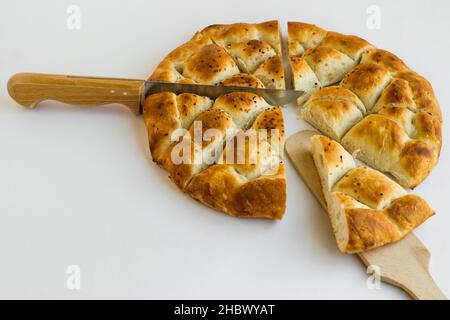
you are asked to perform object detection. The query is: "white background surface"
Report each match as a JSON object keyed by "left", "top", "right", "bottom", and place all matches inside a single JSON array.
[{"left": 0, "top": 0, "right": 449, "bottom": 299}]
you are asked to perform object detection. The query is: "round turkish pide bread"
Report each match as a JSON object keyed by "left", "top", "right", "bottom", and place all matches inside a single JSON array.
[{"left": 143, "top": 20, "right": 441, "bottom": 226}]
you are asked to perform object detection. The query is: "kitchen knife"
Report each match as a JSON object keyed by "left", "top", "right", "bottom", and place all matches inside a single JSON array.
[{"left": 7, "top": 73, "right": 303, "bottom": 114}]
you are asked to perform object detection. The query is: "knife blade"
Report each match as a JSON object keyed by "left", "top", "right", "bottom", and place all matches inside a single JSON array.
[{"left": 142, "top": 80, "right": 304, "bottom": 107}]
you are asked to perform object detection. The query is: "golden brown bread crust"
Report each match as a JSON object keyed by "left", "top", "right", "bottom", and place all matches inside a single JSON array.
[
  {"left": 166, "top": 108, "right": 236, "bottom": 190},
  {"left": 340, "top": 62, "right": 392, "bottom": 110},
  {"left": 321, "top": 32, "right": 372, "bottom": 60},
  {"left": 343, "top": 193, "right": 435, "bottom": 253},
  {"left": 334, "top": 166, "right": 406, "bottom": 210},
  {"left": 144, "top": 22, "right": 289, "bottom": 218},
  {"left": 143, "top": 92, "right": 182, "bottom": 166},
  {"left": 306, "top": 86, "right": 366, "bottom": 113},
  {"left": 311, "top": 135, "right": 434, "bottom": 253},
  {"left": 219, "top": 73, "right": 265, "bottom": 88},
  {"left": 288, "top": 21, "right": 441, "bottom": 188},
  {"left": 302, "top": 46, "right": 355, "bottom": 86},
  {"left": 341, "top": 114, "right": 438, "bottom": 188},
  {"left": 143, "top": 21, "right": 287, "bottom": 219},
  {"left": 288, "top": 22, "right": 373, "bottom": 93},
  {"left": 396, "top": 71, "right": 441, "bottom": 118},
  {"left": 301, "top": 86, "right": 365, "bottom": 141},
  {"left": 253, "top": 55, "right": 285, "bottom": 88},
  {"left": 150, "top": 20, "right": 284, "bottom": 89},
  {"left": 288, "top": 22, "right": 327, "bottom": 53},
  {"left": 289, "top": 56, "right": 321, "bottom": 104},
  {"left": 219, "top": 107, "right": 284, "bottom": 179},
  {"left": 345, "top": 208, "right": 400, "bottom": 252},
  {"left": 224, "top": 39, "right": 275, "bottom": 73},
  {"left": 182, "top": 44, "right": 239, "bottom": 84},
  {"left": 186, "top": 164, "right": 286, "bottom": 219},
  {"left": 143, "top": 92, "right": 213, "bottom": 166},
  {"left": 144, "top": 92, "right": 286, "bottom": 219},
  {"left": 386, "top": 195, "right": 434, "bottom": 231},
  {"left": 361, "top": 48, "right": 409, "bottom": 73}
]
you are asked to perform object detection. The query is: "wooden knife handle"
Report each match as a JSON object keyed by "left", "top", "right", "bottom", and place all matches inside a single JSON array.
[{"left": 7, "top": 73, "right": 144, "bottom": 114}]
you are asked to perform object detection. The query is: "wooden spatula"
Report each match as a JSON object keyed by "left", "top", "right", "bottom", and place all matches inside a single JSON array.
[{"left": 285, "top": 130, "right": 446, "bottom": 300}]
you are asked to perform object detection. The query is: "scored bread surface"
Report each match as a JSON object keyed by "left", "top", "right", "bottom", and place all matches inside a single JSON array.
[
  {"left": 144, "top": 21, "right": 286, "bottom": 219},
  {"left": 310, "top": 134, "right": 434, "bottom": 253},
  {"left": 143, "top": 20, "right": 441, "bottom": 219},
  {"left": 288, "top": 22, "right": 441, "bottom": 188}
]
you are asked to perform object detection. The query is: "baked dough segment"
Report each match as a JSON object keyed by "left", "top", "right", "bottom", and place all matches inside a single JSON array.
[
  {"left": 225, "top": 40, "right": 276, "bottom": 73},
  {"left": 165, "top": 107, "right": 237, "bottom": 190},
  {"left": 219, "top": 73, "right": 265, "bottom": 88},
  {"left": 300, "top": 86, "right": 365, "bottom": 141},
  {"left": 341, "top": 113, "right": 439, "bottom": 189},
  {"left": 150, "top": 20, "right": 285, "bottom": 89},
  {"left": 143, "top": 92, "right": 213, "bottom": 166},
  {"left": 311, "top": 135, "right": 434, "bottom": 253},
  {"left": 186, "top": 163, "right": 286, "bottom": 219},
  {"left": 287, "top": 22, "right": 374, "bottom": 103},
  {"left": 182, "top": 44, "right": 240, "bottom": 84},
  {"left": 340, "top": 62, "right": 392, "bottom": 111},
  {"left": 288, "top": 22, "right": 442, "bottom": 188}
]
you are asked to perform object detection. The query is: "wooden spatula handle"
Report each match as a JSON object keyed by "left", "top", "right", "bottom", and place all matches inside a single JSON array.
[
  {"left": 395, "top": 268, "right": 446, "bottom": 300},
  {"left": 361, "top": 234, "right": 447, "bottom": 300},
  {"left": 7, "top": 73, "right": 144, "bottom": 114}
]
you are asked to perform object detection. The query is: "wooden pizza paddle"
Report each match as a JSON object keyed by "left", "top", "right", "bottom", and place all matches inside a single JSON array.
[{"left": 285, "top": 130, "right": 446, "bottom": 300}]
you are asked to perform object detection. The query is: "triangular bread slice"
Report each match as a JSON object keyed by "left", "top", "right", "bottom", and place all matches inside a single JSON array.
[{"left": 310, "top": 134, "right": 434, "bottom": 253}]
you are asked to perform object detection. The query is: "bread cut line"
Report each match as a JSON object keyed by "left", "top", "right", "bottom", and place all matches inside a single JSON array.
[{"left": 144, "top": 20, "right": 441, "bottom": 221}]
